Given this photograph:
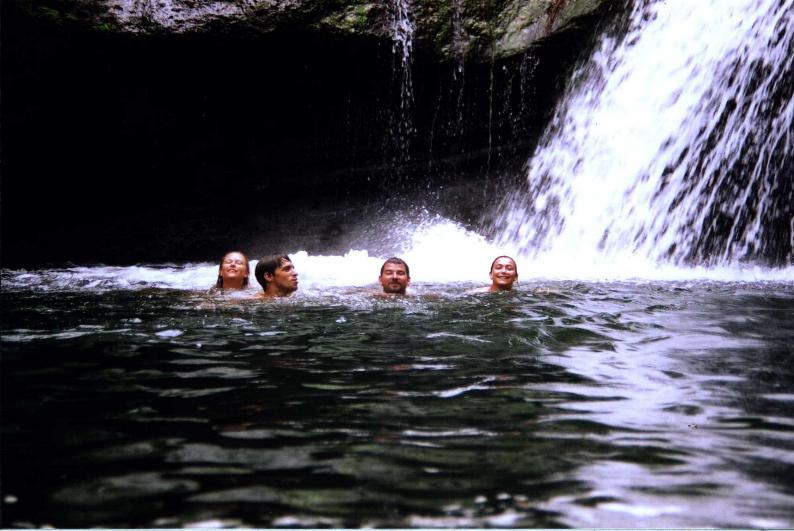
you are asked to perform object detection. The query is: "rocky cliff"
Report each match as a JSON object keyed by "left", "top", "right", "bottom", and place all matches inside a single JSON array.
[{"left": 15, "top": 0, "right": 608, "bottom": 61}]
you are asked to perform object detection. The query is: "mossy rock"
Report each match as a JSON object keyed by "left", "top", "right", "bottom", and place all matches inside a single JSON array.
[{"left": 18, "top": 0, "right": 610, "bottom": 61}]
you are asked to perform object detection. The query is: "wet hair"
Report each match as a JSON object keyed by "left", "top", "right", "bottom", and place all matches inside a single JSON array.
[
  {"left": 255, "top": 253, "right": 292, "bottom": 290},
  {"left": 216, "top": 251, "right": 250, "bottom": 289},
  {"left": 490, "top": 255, "right": 517, "bottom": 274},
  {"left": 380, "top": 257, "right": 410, "bottom": 278}
]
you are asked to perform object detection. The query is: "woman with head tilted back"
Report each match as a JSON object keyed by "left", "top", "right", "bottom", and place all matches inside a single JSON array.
[
  {"left": 215, "top": 251, "right": 251, "bottom": 291},
  {"left": 488, "top": 255, "right": 518, "bottom": 292}
]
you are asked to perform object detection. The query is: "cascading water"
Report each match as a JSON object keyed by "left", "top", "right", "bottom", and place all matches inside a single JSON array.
[
  {"left": 450, "top": 0, "right": 466, "bottom": 141},
  {"left": 390, "top": 0, "right": 415, "bottom": 163},
  {"left": 494, "top": 0, "right": 794, "bottom": 271}
]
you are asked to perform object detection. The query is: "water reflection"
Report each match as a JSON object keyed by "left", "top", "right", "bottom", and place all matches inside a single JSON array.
[
  {"left": 2, "top": 282, "right": 793, "bottom": 527},
  {"left": 528, "top": 286, "right": 794, "bottom": 527}
]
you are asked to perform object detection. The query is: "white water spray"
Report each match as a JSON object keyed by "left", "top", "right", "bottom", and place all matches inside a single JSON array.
[
  {"left": 495, "top": 0, "right": 793, "bottom": 271},
  {"left": 4, "top": 214, "right": 793, "bottom": 293}
]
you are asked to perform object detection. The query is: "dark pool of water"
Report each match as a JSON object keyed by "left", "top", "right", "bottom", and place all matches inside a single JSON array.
[{"left": 2, "top": 281, "right": 793, "bottom": 527}]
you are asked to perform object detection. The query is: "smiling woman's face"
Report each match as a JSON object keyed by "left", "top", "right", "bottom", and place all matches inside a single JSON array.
[
  {"left": 219, "top": 252, "right": 249, "bottom": 288},
  {"left": 489, "top": 257, "right": 518, "bottom": 291}
]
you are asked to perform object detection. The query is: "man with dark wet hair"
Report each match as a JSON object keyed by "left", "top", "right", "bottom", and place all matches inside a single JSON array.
[
  {"left": 255, "top": 253, "right": 299, "bottom": 298},
  {"left": 378, "top": 257, "right": 410, "bottom": 295}
]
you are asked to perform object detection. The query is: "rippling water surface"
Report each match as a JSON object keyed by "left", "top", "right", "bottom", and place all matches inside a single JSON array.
[{"left": 2, "top": 279, "right": 794, "bottom": 528}]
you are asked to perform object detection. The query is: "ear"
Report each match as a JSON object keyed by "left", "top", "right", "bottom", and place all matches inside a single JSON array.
[{"left": 264, "top": 272, "right": 274, "bottom": 281}]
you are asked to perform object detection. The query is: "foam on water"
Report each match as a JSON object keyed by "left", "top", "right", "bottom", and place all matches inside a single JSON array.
[{"left": 2, "top": 217, "right": 793, "bottom": 292}]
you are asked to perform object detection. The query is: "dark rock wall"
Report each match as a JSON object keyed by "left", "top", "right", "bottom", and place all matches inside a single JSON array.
[
  {"left": 10, "top": 0, "right": 609, "bottom": 61},
  {"left": 1, "top": 1, "right": 618, "bottom": 266}
]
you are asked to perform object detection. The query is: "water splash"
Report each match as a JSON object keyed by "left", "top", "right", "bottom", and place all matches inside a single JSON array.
[
  {"left": 494, "top": 0, "right": 794, "bottom": 268},
  {"left": 4, "top": 214, "right": 794, "bottom": 292}
]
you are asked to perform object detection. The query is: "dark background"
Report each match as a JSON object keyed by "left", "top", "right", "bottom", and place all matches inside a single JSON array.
[{"left": 1, "top": 2, "right": 614, "bottom": 267}]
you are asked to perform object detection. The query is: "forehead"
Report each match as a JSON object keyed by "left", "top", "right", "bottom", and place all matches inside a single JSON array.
[
  {"left": 382, "top": 262, "right": 407, "bottom": 273},
  {"left": 493, "top": 257, "right": 516, "bottom": 267},
  {"left": 224, "top": 252, "right": 246, "bottom": 262},
  {"left": 277, "top": 259, "right": 294, "bottom": 269}
]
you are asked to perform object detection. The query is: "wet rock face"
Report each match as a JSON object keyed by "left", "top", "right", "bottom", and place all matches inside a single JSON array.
[
  {"left": 17, "top": 0, "right": 608, "bottom": 61},
  {"left": 410, "top": 0, "right": 610, "bottom": 60}
]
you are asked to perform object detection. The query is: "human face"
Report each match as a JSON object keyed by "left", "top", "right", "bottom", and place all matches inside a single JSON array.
[
  {"left": 379, "top": 263, "right": 410, "bottom": 294},
  {"left": 219, "top": 252, "right": 248, "bottom": 289},
  {"left": 489, "top": 257, "right": 517, "bottom": 291},
  {"left": 265, "top": 259, "right": 299, "bottom": 295}
]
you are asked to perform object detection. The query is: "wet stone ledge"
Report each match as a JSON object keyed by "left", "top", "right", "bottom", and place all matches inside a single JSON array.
[{"left": 13, "top": 0, "right": 610, "bottom": 61}]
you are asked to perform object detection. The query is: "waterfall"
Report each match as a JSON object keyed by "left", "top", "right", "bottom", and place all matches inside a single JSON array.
[
  {"left": 494, "top": 0, "right": 794, "bottom": 269},
  {"left": 390, "top": 0, "right": 415, "bottom": 163}
]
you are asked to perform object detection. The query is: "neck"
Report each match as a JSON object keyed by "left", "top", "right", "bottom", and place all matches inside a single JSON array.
[
  {"left": 264, "top": 284, "right": 293, "bottom": 298},
  {"left": 223, "top": 277, "right": 245, "bottom": 290}
]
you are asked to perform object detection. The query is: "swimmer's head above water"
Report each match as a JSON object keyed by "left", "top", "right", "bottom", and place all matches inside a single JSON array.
[
  {"left": 379, "top": 257, "right": 410, "bottom": 295},
  {"left": 217, "top": 251, "right": 250, "bottom": 290},
  {"left": 489, "top": 255, "right": 518, "bottom": 292},
  {"left": 255, "top": 253, "right": 299, "bottom": 298}
]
